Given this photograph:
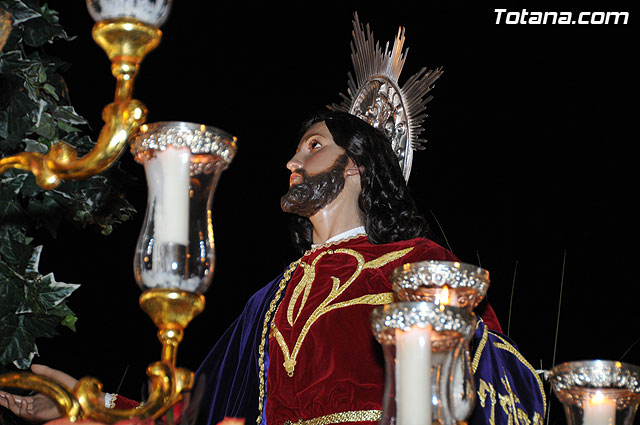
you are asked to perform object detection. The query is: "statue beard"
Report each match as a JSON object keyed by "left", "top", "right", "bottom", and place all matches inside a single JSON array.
[{"left": 280, "top": 153, "right": 349, "bottom": 218}]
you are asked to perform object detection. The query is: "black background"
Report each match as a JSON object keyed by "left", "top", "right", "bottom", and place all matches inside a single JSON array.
[{"left": 28, "top": 1, "right": 638, "bottom": 423}]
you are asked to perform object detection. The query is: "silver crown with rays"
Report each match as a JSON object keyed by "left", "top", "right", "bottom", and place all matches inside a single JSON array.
[{"left": 330, "top": 13, "right": 443, "bottom": 181}]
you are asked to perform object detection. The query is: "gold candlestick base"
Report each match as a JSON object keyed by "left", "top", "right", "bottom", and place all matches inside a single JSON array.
[{"left": 139, "top": 288, "right": 206, "bottom": 366}]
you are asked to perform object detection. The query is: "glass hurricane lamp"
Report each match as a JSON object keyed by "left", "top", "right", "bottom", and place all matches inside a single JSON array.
[
  {"left": 548, "top": 360, "right": 640, "bottom": 425},
  {"left": 371, "top": 301, "right": 476, "bottom": 425},
  {"left": 390, "top": 261, "right": 489, "bottom": 423}
]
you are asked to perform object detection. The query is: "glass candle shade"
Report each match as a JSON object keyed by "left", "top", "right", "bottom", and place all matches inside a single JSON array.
[
  {"left": 548, "top": 360, "right": 640, "bottom": 425},
  {"left": 131, "top": 122, "right": 237, "bottom": 293},
  {"left": 371, "top": 301, "right": 476, "bottom": 425},
  {"left": 390, "top": 261, "right": 488, "bottom": 423},
  {"left": 391, "top": 261, "right": 489, "bottom": 309},
  {"left": 86, "top": 0, "right": 172, "bottom": 26}
]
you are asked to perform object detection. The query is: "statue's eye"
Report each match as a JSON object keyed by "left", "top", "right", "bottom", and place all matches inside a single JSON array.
[{"left": 310, "top": 140, "right": 322, "bottom": 149}]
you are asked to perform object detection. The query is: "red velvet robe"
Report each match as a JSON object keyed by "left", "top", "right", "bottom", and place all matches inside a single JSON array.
[{"left": 265, "top": 235, "right": 498, "bottom": 425}]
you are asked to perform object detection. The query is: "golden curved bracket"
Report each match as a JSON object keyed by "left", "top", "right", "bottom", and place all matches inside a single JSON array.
[
  {"left": 0, "top": 18, "right": 161, "bottom": 189},
  {"left": 0, "top": 289, "right": 204, "bottom": 423},
  {"left": 74, "top": 361, "right": 193, "bottom": 423},
  {"left": 0, "top": 363, "right": 192, "bottom": 423},
  {"left": 0, "top": 372, "right": 82, "bottom": 420}
]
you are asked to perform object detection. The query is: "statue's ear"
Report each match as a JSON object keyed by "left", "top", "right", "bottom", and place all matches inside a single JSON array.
[{"left": 344, "top": 158, "right": 361, "bottom": 177}]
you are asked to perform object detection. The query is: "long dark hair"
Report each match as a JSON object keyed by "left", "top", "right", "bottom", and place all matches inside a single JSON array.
[{"left": 289, "top": 110, "right": 429, "bottom": 253}]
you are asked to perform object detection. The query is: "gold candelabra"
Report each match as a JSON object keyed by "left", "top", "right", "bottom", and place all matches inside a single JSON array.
[{"left": 0, "top": 2, "right": 235, "bottom": 423}]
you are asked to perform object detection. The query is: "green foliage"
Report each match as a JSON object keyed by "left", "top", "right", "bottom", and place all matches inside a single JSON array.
[{"left": 0, "top": 0, "right": 136, "bottom": 369}]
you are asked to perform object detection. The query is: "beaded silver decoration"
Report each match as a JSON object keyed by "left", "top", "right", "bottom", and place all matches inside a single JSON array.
[
  {"left": 391, "top": 261, "right": 489, "bottom": 307},
  {"left": 130, "top": 121, "right": 237, "bottom": 175},
  {"left": 370, "top": 301, "right": 475, "bottom": 343},
  {"left": 547, "top": 360, "right": 640, "bottom": 411},
  {"left": 548, "top": 360, "right": 640, "bottom": 393}
]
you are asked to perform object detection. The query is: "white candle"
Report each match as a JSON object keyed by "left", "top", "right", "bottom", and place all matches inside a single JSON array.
[
  {"left": 396, "top": 325, "right": 432, "bottom": 425},
  {"left": 584, "top": 391, "right": 616, "bottom": 425},
  {"left": 145, "top": 146, "right": 191, "bottom": 245}
]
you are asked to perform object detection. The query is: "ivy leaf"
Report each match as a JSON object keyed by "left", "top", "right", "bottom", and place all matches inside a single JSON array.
[
  {"left": 0, "top": 314, "right": 33, "bottom": 366},
  {"left": 5, "top": 92, "right": 36, "bottom": 140},
  {"left": 17, "top": 172, "right": 43, "bottom": 197},
  {"left": 49, "top": 303, "right": 78, "bottom": 331},
  {"left": 0, "top": 224, "right": 32, "bottom": 268},
  {"left": 43, "top": 82, "right": 58, "bottom": 100},
  {"left": 0, "top": 50, "right": 26, "bottom": 73},
  {"left": 57, "top": 120, "right": 79, "bottom": 133},
  {"left": 13, "top": 351, "right": 38, "bottom": 370},
  {"left": 31, "top": 111, "right": 56, "bottom": 139},
  {"left": 0, "top": 260, "right": 24, "bottom": 306},
  {"left": 0, "top": 313, "right": 60, "bottom": 368},
  {"left": 23, "top": 137, "right": 48, "bottom": 153},
  {"left": 23, "top": 18, "right": 58, "bottom": 47},
  {"left": 54, "top": 105, "right": 87, "bottom": 126},
  {"left": 0, "top": 172, "right": 28, "bottom": 195},
  {"left": 0, "top": 173, "right": 28, "bottom": 220},
  {"left": 0, "top": 109, "right": 8, "bottom": 139},
  {"left": 31, "top": 270, "right": 80, "bottom": 311},
  {"left": 4, "top": 0, "right": 40, "bottom": 25},
  {"left": 0, "top": 242, "right": 79, "bottom": 368}
]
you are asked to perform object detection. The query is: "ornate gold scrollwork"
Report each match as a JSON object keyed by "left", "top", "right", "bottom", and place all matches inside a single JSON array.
[{"left": 0, "top": 18, "right": 160, "bottom": 189}]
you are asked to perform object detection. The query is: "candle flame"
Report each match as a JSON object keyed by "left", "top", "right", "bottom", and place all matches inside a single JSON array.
[
  {"left": 438, "top": 286, "right": 450, "bottom": 311},
  {"left": 592, "top": 390, "right": 606, "bottom": 404},
  {"left": 441, "top": 286, "right": 450, "bottom": 304}
]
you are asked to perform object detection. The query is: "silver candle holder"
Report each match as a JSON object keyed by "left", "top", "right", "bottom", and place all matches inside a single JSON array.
[
  {"left": 371, "top": 301, "right": 476, "bottom": 425},
  {"left": 391, "top": 260, "right": 489, "bottom": 309},
  {"left": 370, "top": 261, "right": 488, "bottom": 425},
  {"left": 131, "top": 121, "right": 237, "bottom": 294},
  {"left": 548, "top": 360, "right": 640, "bottom": 425}
]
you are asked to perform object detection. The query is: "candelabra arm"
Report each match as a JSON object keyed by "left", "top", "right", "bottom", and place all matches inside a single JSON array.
[
  {"left": 0, "top": 354, "right": 195, "bottom": 424},
  {"left": 0, "top": 371, "right": 83, "bottom": 421},
  {"left": 0, "top": 18, "right": 161, "bottom": 189},
  {"left": 74, "top": 362, "right": 188, "bottom": 424}
]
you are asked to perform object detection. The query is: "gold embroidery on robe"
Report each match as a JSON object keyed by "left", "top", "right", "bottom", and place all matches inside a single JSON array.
[
  {"left": 492, "top": 334, "right": 547, "bottom": 412},
  {"left": 273, "top": 247, "right": 413, "bottom": 376},
  {"left": 282, "top": 409, "right": 382, "bottom": 425},
  {"left": 532, "top": 412, "right": 544, "bottom": 425},
  {"left": 477, "top": 373, "right": 545, "bottom": 425},
  {"left": 472, "top": 320, "right": 489, "bottom": 374},
  {"left": 472, "top": 320, "right": 546, "bottom": 415},
  {"left": 256, "top": 260, "right": 300, "bottom": 424},
  {"left": 498, "top": 371, "right": 521, "bottom": 425},
  {"left": 477, "top": 378, "right": 497, "bottom": 425}
]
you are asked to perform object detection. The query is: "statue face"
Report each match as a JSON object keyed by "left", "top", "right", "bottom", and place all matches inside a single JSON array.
[
  {"left": 280, "top": 122, "right": 349, "bottom": 217},
  {"left": 286, "top": 122, "right": 346, "bottom": 182}
]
